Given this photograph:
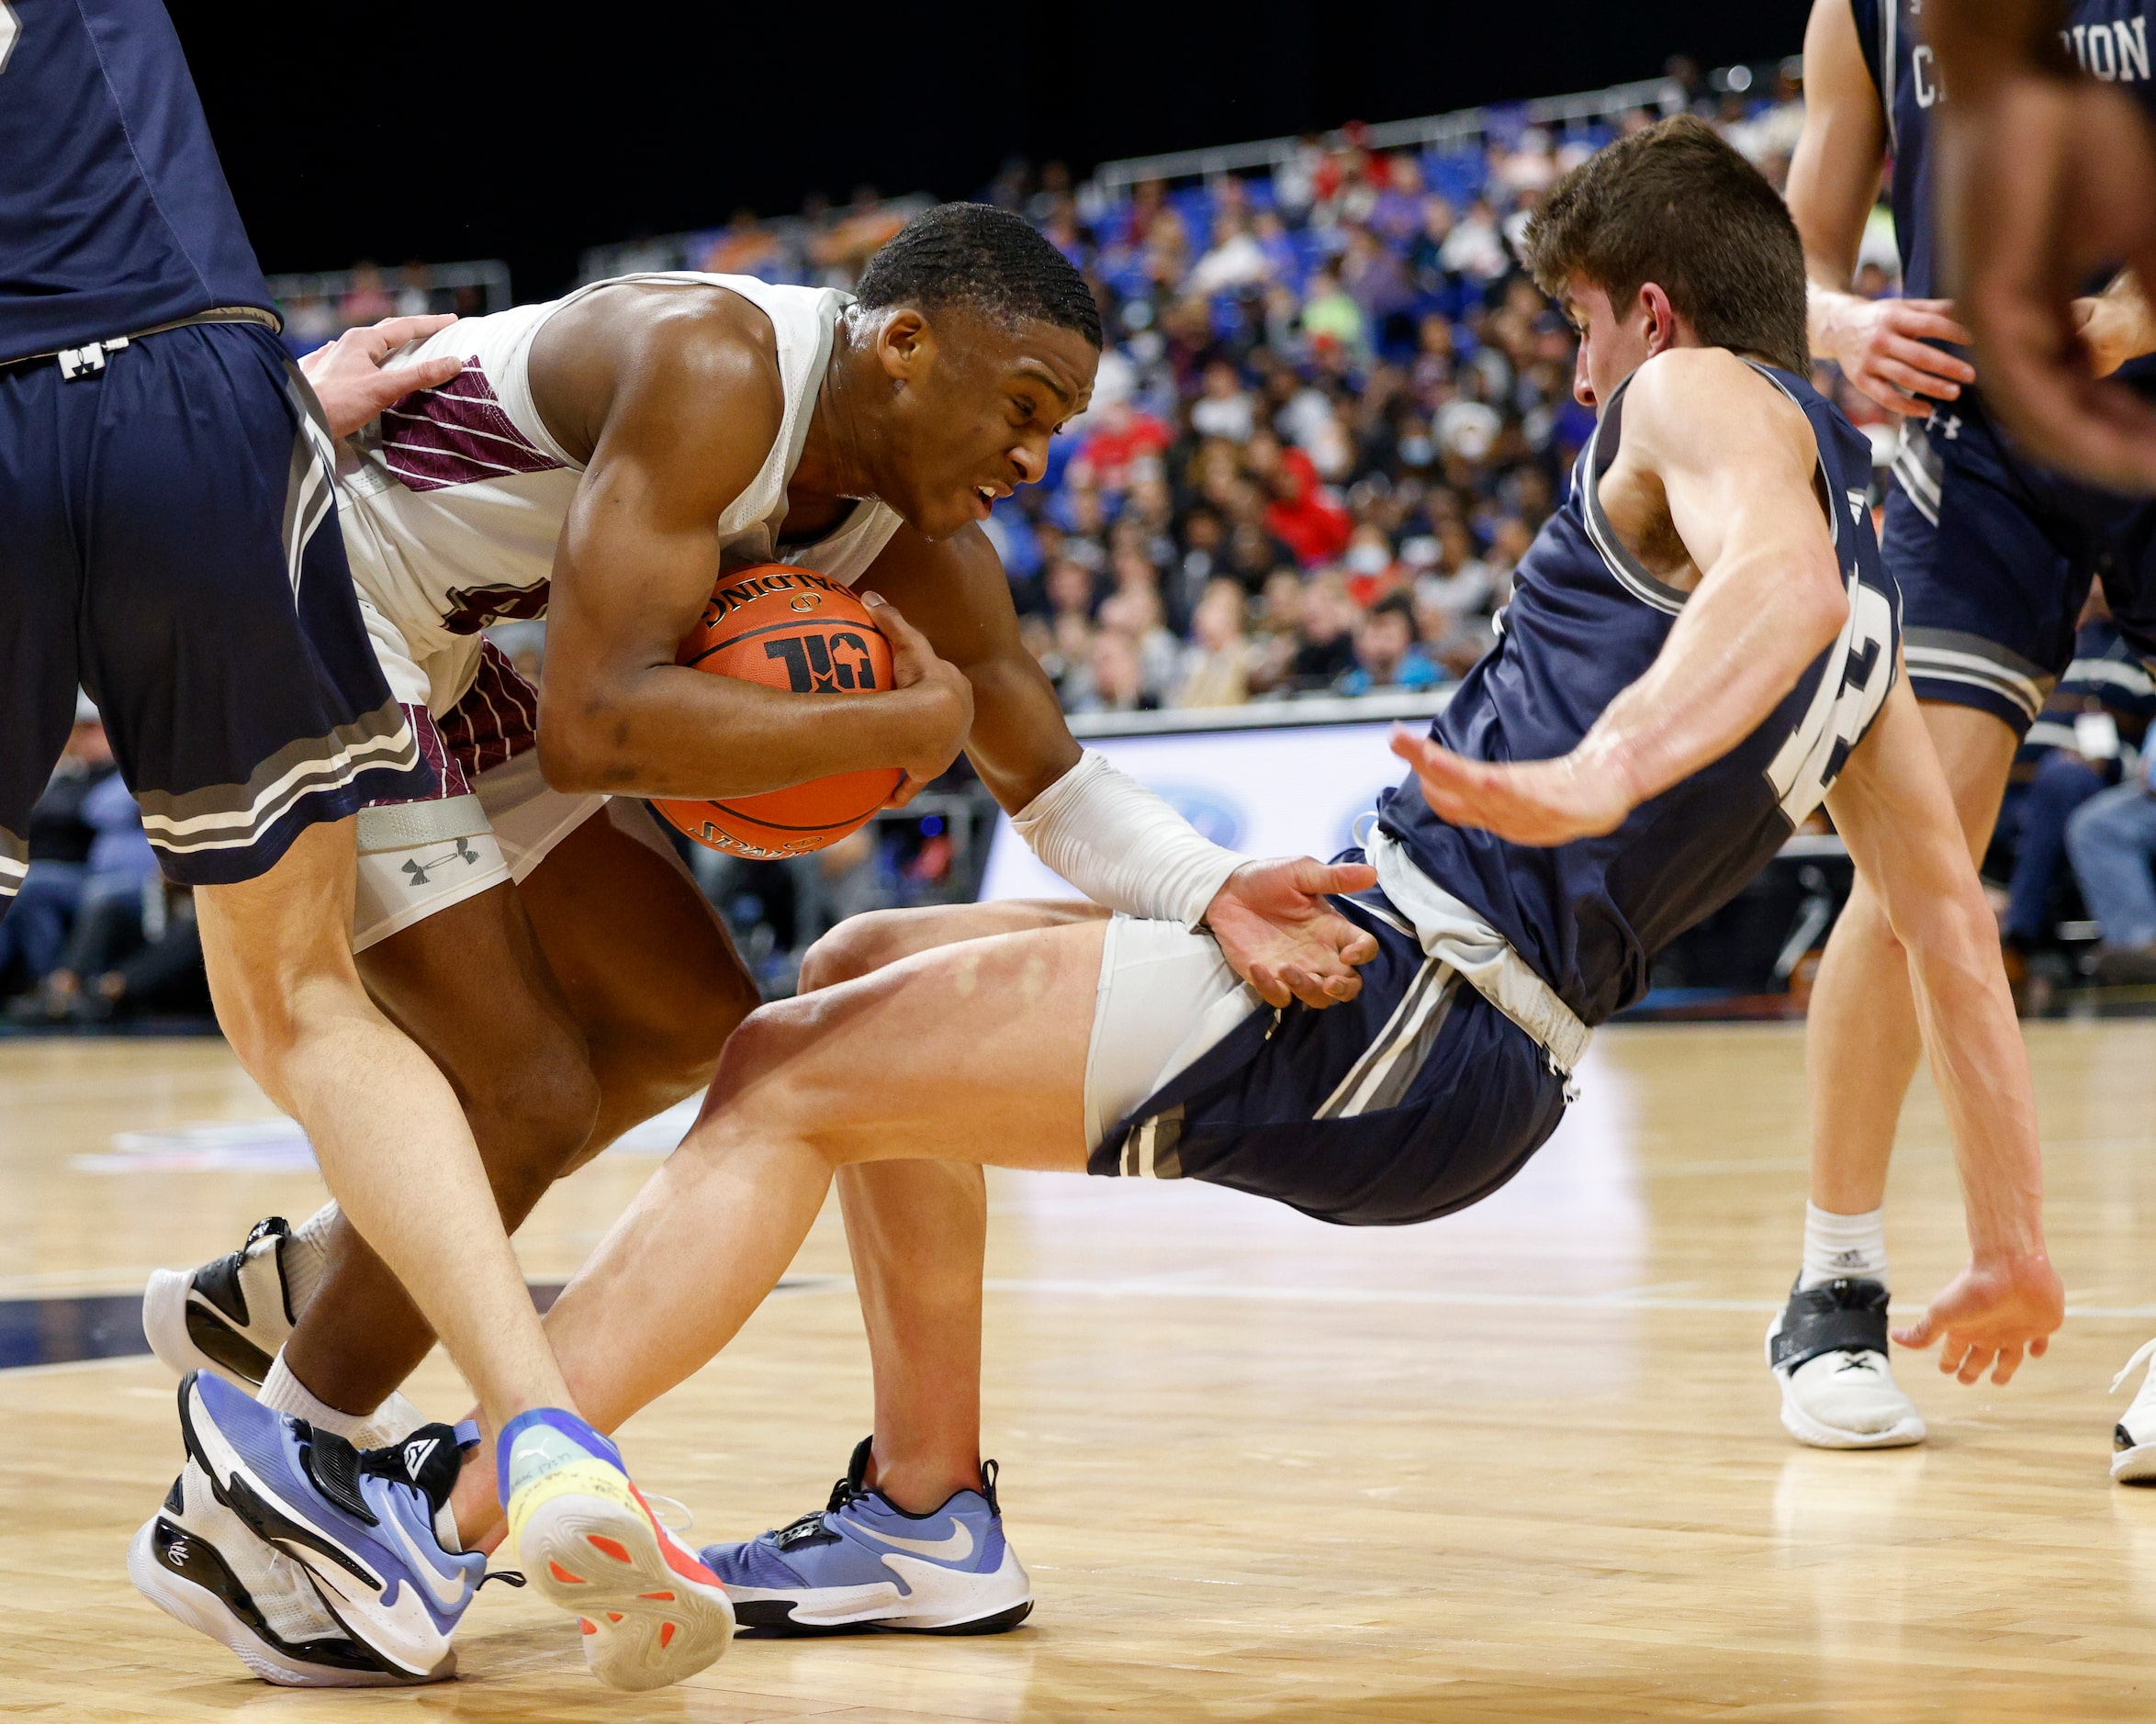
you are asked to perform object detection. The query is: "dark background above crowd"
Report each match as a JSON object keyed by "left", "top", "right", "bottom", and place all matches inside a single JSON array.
[{"left": 170, "top": 0, "right": 1803, "bottom": 296}]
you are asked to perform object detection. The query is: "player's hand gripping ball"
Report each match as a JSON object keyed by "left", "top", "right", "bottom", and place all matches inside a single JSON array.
[{"left": 652, "top": 565, "right": 904, "bottom": 858}]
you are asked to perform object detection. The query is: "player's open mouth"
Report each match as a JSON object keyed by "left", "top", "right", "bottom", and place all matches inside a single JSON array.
[{"left": 971, "top": 485, "right": 999, "bottom": 520}]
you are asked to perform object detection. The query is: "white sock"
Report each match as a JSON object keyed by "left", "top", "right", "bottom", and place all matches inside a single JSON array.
[
  {"left": 279, "top": 1203, "right": 339, "bottom": 1315},
  {"left": 1798, "top": 1203, "right": 1889, "bottom": 1290},
  {"left": 258, "top": 1348, "right": 379, "bottom": 1445}
]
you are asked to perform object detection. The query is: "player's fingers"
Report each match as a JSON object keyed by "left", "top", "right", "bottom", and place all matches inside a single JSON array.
[
  {"left": 373, "top": 354, "right": 463, "bottom": 401},
  {"left": 362, "top": 312, "right": 458, "bottom": 351},
  {"left": 1992, "top": 1344, "right": 2025, "bottom": 1385},
  {"left": 1957, "top": 1344, "right": 1993, "bottom": 1386},
  {"left": 882, "top": 770, "right": 929, "bottom": 811},
  {"left": 1887, "top": 308, "right": 1977, "bottom": 353},
  {"left": 1298, "top": 857, "right": 1377, "bottom": 896},
  {"left": 1335, "top": 925, "right": 1380, "bottom": 966},
  {"left": 2030, "top": 1332, "right": 2050, "bottom": 1358},
  {"left": 1892, "top": 1308, "right": 1937, "bottom": 1349},
  {"left": 1874, "top": 351, "right": 1961, "bottom": 400},
  {"left": 1244, "top": 962, "right": 1291, "bottom": 1010},
  {"left": 859, "top": 590, "right": 932, "bottom": 666},
  {"left": 1851, "top": 372, "right": 1939, "bottom": 419},
  {"left": 1881, "top": 333, "right": 1974, "bottom": 385}
]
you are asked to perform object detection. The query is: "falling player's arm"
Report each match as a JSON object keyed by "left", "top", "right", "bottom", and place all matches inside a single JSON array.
[
  {"left": 1394, "top": 350, "right": 1852, "bottom": 843},
  {"left": 534, "top": 310, "right": 972, "bottom": 799},
  {"left": 861, "top": 522, "right": 1379, "bottom": 1009},
  {"left": 1823, "top": 671, "right": 2065, "bottom": 1381},
  {"left": 1784, "top": 0, "right": 1976, "bottom": 416},
  {"left": 2074, "top": 269, "right": 2156, "bottom": 376}
]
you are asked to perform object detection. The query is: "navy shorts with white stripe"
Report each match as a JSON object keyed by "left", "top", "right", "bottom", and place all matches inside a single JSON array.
[
  {"left": 0, "top": 320, "right": 432, "bottom": 894},
  {"left": 1887, "top": 392, "right": 2156, "bottom": 736},
  {"left": 1090, "top": 879, "right": 1569, "bottom": 1228}
]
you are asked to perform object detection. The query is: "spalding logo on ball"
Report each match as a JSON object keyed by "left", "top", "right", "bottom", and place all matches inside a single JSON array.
[{"left": 652, "top": 565, "right": 905, "bottom": 858}]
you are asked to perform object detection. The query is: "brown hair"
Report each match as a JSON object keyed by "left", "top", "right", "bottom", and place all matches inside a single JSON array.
[{"left": 1522, "top": 115, "right": 1809, "bottom": 375}]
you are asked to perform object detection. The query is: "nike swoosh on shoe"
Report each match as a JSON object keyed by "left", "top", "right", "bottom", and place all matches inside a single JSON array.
[{"left": 846, "top": 1517, "right": 975, "bottom": 1562}]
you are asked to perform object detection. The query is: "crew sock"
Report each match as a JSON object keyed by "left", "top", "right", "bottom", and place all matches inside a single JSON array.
[{"left": 1797, "top": 1202, "right": 1889, "bottom": 1291}]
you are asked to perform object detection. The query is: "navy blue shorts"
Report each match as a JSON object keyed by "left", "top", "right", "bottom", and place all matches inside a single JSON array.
[
  {"left": 1089, "top": 890, "right": 1571, "bottom": 1227},
  {"left": 0, "top": 319, "right": 431, "bottom": 895},
  {"left": 1890, "top": 395, "right": 2156, "bottom": 733}
]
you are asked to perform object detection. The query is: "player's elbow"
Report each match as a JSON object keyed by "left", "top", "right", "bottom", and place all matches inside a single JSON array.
[
  {"left": 1790, "top": 555, "right": 1849, "bottom": 657},
  {"left": 534, "top": 710, "right": 617, "bottom": 795}
]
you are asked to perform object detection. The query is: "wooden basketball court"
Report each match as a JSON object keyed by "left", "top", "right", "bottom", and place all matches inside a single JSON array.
[{"left": 5, "top": 1021, "right": 2155, "bottom": 1720}]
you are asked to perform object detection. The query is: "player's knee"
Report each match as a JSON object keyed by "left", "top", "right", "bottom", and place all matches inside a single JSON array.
[
  {"left": 702, "top": 1000, "right": 823, "bottom": 1122},
  {"left": 798, "top": 912, "right": 914, "bottom": 992},
  {"left": 465, "top": 1047, "right": 602, "bottom": 1212}
]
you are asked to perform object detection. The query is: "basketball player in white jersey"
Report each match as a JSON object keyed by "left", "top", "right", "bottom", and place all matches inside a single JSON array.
[{"left": 133, "top": 204, "right": 1378, "bottom": 1689}]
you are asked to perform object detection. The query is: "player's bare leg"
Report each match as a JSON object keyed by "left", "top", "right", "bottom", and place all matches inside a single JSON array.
[
  {"left": 279, "top": 810, "right": 756, "bottom": 1419},
  {"left": 792, "top": 902, "right": 1110, "bottom": 1512},
  {"left": 195, "top": 816, "right": 574, "bottom": 1427},
  {"left": 1774, "top": 702, "right": 2019, "bottom": 1446},
  {"left": 446, "top": 914, "right": 1107, "bottom": 1543}
]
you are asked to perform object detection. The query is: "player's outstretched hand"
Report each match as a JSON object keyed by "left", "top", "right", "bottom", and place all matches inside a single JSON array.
[
  {"left": 1389, "top": 725, "right": 1633, "bottom": 846},
  {"left": 1892, "top": 1251, "right": 2066, "bottom": 1386},
  {"left": 1205, "top": 856, "right": 1380, "bottom": 1011},
  {"left": 863, "top": 591, "right": 973, "bottom": 811},
  {"left": 1817, "top": 295, "right": 1975, "bottom": 420},
  {"left": 298, "top": 313, "right": 464, "bottom": 439}
]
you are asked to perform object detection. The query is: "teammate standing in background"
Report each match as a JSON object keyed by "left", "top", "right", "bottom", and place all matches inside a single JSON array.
[
  {"left": 1929, "top": 0, "right": 2156, "bottom": 492},
  {"left": 1769, "top": 0, "right": 2156, "bottom": 1454},
  {"left": 0, "top": 0, "right": 746, "bottom": 1692}
]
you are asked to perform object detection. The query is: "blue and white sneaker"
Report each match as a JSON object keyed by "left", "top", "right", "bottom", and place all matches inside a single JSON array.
[
  {"left": 174, "top": 1371, "right": 485, "bottom": 1682},
  {"left": 500, "top": 1406, "right": 736, "bottom": 1691},
  {"left": 129, "top": 1459, "right": 424, "bottom": 1686},
  {"left": 701, "top": 1437, "right": 1032, "bottom": 1635}
]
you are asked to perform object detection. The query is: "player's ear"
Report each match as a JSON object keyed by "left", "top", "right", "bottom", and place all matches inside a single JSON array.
[
  {"left": 1639, "top": 283, "right": 1680, "bottom": 356},
  {"left": 876, "top": 309, "right": 932, "bottom": 384}
]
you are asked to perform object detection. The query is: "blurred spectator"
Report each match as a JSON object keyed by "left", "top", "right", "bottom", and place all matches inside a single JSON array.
[
  {"left": 0, "top": 707, "right": 117, "bottom": 994},
  {"left": 1996, "top": 605, "right": 2153, "bottom": 967},
  {"left": 1337, "top": 590, "right": 1443, "bottom": 695},
  {"left": 1173, "top": 580, "right": 1257, "bottom": 709},
  {"left": 11, "top": 767, "right": 161, "bottom": 1021},
  {"left": 2066, "top": 746, "right": 2156, "bottom": 984},
  {"left": 1068, "top": 630, "right": 1158, "bottom": 715}
]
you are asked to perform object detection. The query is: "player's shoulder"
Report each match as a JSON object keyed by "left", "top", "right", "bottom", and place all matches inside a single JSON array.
[
  {"left": 1622, "top": 347, "right": 1814, "bottom": 465},
  {"left": 616, "top": 282, "right": 783, "bottom": 419}
]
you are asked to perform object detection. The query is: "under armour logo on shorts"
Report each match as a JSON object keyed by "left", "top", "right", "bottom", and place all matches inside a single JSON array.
[{"left": 402, "top": 837, "right": 480, "bottom": 886}]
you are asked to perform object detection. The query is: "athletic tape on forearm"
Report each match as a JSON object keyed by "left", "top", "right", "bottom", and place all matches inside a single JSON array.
[{"left": 1009, "top": 750, "right": 1245, "bottom": 929}]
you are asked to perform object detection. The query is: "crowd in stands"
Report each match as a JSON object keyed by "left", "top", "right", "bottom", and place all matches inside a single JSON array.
[{"left": 27, "top": 60, "right": 2113, "bottom": 1012}]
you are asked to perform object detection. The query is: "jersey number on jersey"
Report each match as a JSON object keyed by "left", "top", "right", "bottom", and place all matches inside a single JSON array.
[{"left": 1763, "top": 572, "right": 1896, "bottom": 824}]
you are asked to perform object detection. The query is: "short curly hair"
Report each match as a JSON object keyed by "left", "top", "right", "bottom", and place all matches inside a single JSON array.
[
  {"left": 856, "top": 203, "right": 1102, "bottom": 348},
  {"left": 1522, "top": 116, "right": 1808, "bottom": 375}
]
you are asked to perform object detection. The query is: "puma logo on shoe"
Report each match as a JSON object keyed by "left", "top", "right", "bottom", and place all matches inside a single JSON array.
[{"left": 846, "top": 1516, "right": 975, "bottom": 1562}]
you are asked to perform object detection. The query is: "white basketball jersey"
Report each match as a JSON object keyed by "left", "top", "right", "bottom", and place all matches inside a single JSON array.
[{"left": 334, "top": 274, "right": 904, "bottom": 713}]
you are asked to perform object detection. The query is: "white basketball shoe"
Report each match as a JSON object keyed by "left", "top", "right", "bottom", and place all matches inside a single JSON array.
[
  {"left": 1766, "top": 1278, "right": 1926, "bottom": 1450},
  {"left": 2111, "top": 1339, "right": 2156, "bottom": 1482},
  {"left": 142, "top": 1215, "right": 299, "bottom": 1386}
]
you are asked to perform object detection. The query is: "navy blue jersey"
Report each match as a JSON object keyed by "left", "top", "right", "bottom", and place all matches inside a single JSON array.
[
  {"left": 0, "top": 0, "right": 275, "bottom": 364},
  {"left": 1852, "top": 0, "right": 2156, "bottom": 301},
  {"left": 1376, "top": 360, "right": 1901, "bottom": 1025}
]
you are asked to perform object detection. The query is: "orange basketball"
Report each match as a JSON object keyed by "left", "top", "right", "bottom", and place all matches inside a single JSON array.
[{"left": 652, "top": 565, "right": 904, "bottom": 859}]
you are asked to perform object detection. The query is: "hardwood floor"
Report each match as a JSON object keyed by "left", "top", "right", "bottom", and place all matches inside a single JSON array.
[{"left": 4, "top": 1022, "right": 2154, "bottom": 1719}]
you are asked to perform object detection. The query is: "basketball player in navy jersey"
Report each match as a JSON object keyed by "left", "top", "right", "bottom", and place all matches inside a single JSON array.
[
  {"left": 0, "top": 0, "right": 777, "bottom": 1689},
  {"left": 377, "top": 120, "right": 2061, "bottom": 1639},
  {"left": 1773, "top": 0, "right": 2156, "bottom": 1455},
  {"left": 1931, "top": 0, "right": 2156, "bottom": 492}
]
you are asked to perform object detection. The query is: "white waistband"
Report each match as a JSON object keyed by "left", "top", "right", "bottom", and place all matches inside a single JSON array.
[{"left": 1360, "top": 816, "right": 1593, "bottom": 1080}]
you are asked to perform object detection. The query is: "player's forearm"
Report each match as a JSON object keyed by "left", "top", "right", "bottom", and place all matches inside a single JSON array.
[
  {"left": 1576, "top": 543, "right": 1848, "bottom": 809},
  {"left": 1928, "top": 0, "right": 2073, "bottom": 97},
  {"left": 536, "top": 666, "right": 949, "bottom": 798},
  {"left": 1899, "top": 881, "right": 2049, "bottom": 1261}
]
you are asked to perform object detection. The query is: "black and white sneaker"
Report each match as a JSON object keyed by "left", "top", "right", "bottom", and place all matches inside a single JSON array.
[
  {"left": 142, "top": 1216, "right": 298, "bottom": 1386},
  {"left": 2111, "top": 1339, "right": 2156, "bottom": 1482},
  {"left": 1766, "top": 1278, "right": 1925, "bottom": 1450},
  {"left": 128, "top": 1457, "right": 432, "bottom": 1686}
]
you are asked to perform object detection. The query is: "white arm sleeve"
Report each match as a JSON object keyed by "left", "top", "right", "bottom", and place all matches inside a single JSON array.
[{"left": 1009, "top": 749, "right": 1245, "bottom": 930}]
